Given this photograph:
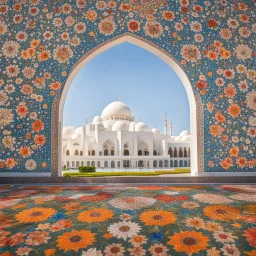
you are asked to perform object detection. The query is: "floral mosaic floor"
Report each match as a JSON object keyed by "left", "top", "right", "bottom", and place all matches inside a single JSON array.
[{"left": 0, "top": 185, "right": 256, "bottom": 256}]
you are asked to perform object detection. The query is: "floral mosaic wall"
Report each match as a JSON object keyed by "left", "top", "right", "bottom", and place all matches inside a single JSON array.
[{"left": 0, "top": 0, "right": 255, "bottom": 173}]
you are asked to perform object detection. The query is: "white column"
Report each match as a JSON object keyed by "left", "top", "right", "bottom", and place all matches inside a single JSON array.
[{"left": 164, "top": 112, "right": 168, "bottom": 135}]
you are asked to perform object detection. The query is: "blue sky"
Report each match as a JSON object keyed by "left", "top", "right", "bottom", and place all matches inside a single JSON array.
[{"left": 63, "top": 42, "right": 190, "bottom": 136}]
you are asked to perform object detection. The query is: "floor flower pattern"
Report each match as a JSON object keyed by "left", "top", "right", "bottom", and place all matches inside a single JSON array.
[{"left": 0, "top": 185, "right": 256, "bottom": 255}]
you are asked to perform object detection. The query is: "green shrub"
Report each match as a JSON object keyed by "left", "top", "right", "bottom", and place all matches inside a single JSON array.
[{"left": 79, "top": 166, "right": 96, "bottom": 173}]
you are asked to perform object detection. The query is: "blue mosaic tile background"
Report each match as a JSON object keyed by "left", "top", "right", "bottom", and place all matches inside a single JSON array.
[{"left": 0, "top": 0, "right": 255, "bottom": 172}]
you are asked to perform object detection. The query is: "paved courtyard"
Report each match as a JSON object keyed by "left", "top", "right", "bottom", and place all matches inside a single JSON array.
[{"left": 0, "top": 184, "right": 256, "bottom": 255}]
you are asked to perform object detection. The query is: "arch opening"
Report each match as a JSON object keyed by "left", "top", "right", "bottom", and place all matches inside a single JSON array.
[{"left": 56, "top": 34, "right": 202, "bottom": 177}]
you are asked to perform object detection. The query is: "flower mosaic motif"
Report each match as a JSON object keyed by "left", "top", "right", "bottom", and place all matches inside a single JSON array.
[
  {"left": 0, "top": 0, "right": 255, "bottom": 172},
  {"left": 0, "top": 185, "right": 256, "bottom": 255}
]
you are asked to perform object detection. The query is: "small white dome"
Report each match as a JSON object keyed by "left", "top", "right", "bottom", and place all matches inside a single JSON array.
[
  {"left": 152, "top": 128, "right": 160, "bottom": 134},
  {"left": 63, "top": 126, "right": 75, "bottom": 135},
  {"left": 129, "top": 122, "right": 136, "bottom": 131},
  {"left": 135, "top": 122, "right": 148, "bottom": 132},
  {"left": 93, "top": 116, "right": 102, "bottom": 124},
  {"left": 95, "top": 123, "right": 105, "bottom": 131},
  {"left": 174, "top": 136, "right": 182, "bottom": 141},
  {"left": 181, "top": 135, "right": 191, "bottom": 142},
  {"left": 112, "top": 121, "right": 128, "bottom": 131},
  {"left": 72, "top": 133, "right": 81, "bottom": 139},
  {"left": 180, "top": 130, "right": 190, "bottom": 137},
  {"left": 104, "top": 122, "right": 113, "bottom": 131},
  {"left": 75, "top": 127, "right": 83, "bottom": 135}
]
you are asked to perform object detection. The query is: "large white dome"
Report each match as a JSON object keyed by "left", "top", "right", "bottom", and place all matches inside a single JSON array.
[
  {"left": 112, "top": 121, "right": 128, "bottom": 131},
  {"left": 101, "top": 101, "right": 133, "bottom": 121},
  {"left": 135, "top": 122, "right": 148, "bottom": 132}
]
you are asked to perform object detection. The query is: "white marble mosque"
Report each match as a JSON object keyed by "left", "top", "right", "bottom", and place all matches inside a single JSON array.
[{"left": 62, "top": 100, "right": 191, "bottom": 169}]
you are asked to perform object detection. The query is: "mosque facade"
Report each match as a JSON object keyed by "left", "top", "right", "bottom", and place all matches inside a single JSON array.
[{"left": 62, "top": 100, "right": 191, "bottom": 169}]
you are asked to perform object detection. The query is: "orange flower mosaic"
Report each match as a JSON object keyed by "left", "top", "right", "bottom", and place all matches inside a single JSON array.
[
  {"left": 57, "top": 230, "right": 95, "bottom": 252},
  {"left": 77, "top": 208, "right": 113, "bottom": 223},
  {"left": 140, "top": 210, "right": 176, "bottom": 226},
  {"left": 1, "top": 185, "right": 256, "bottom": 254},
  {"left": 15, "top": 207, "right": 56, "bottom": 223}
]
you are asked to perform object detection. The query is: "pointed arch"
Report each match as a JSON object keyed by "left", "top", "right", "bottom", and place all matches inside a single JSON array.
[
  {"left": 88, "top": 142, "right": 97, "bottom": 156},
  {"left": 55, "top": 33, "right": 203, "bottom": 176},
  {"left": 124, "top": 149, "right": 129, "bottom": 156},
  {"left": 168, "top": 147, "right": 173, "bottom": 157},
  {"left": 102, "top": 139, "right": 115, "bottom": 156},
  {"left": 174, "top": 147, "right": 177, "bottom": 157},
  {"left": 184, "top": 147, "right": 187, "bottom": 157},
  {"left": 179, "top": 147, "right": 183, "bottom": 157},
  {"left": 137, "top": 140, "right": 149, "bottom": 156}
]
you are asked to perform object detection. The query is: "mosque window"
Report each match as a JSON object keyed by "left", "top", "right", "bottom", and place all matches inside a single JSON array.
[
  {"left": 184, "top": 147, "right": 187, "bottom": 157},
  {"left": 138, "top": 160, "right": 144, "bottom": 167},
  {"left": 111, "top": 150, "right": 114, "bottom": 156},
  {"left": 124, "top": 149, "right": 129, "bottom": 156},
  {"left": 74, "top": 150, "right": 79, "bottom": 155},
  {"left": 168, "top": 147, "right": 173, "bottom": 157},
  {"left": 179, "top": 147, "right": 183, "bottom": 157},
  {"left": 92, "top": 150, "right": 95, "bottom": 156},
  {"left": 80, "top": 151, "right": 83, "bottom": 156},
  {"left": 66, "top": 149, "right": 70, "bottom": 156},
  {"left": 104, "top": 149, "right": 108, "bottom": 156},
  {"left": 153, "top": 150, "right": 157, "bottom": 156},
  {"left": 138, "top": 150, "right": 142, "bottom": 156},
  {"left": 144, "top": 150, "right": 149, "bottom": 156},
  {"left": 174, "top": 148, "right": 177, "bottom": 157}
]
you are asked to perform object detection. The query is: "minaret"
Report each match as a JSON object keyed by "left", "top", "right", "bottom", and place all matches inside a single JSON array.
[
  {"left": 164, "top": 112, "right": 167, "bottom": 135},
  {"left": 170, "top": 121, "right": 172, "bottom": 136}
]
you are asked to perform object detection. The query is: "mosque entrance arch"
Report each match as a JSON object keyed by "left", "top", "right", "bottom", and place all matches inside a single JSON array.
[{"left": 56, "top": 34, "right": 203, "bottom": 177}]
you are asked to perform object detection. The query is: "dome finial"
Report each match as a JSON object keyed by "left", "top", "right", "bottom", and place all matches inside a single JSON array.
[
  {"left": 140, "top": 117, "right": 142, "bottom": 122},
  {"left": 116, "top": 96, "right": 118, "bottom": 101}
]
